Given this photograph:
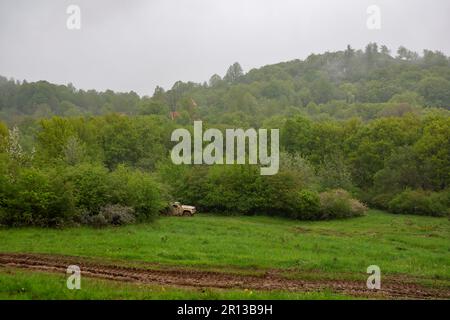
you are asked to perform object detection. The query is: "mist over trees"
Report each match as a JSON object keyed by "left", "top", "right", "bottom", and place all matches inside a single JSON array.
[{"left": 1, "top": 44, "right": 450, "bottom": 125}]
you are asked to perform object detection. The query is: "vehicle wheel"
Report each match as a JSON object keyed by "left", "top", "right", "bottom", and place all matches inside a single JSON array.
[{"left": 183, "top": 211, "right": 192, "bottom": 217}]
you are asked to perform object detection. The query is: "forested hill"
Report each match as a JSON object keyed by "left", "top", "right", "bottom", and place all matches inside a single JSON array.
[
  {"left": 0, "top": 44, "right": 449, "bottom": 225},
  {"left": 1, "top": 43, "right": 450, "bottom": 124}
]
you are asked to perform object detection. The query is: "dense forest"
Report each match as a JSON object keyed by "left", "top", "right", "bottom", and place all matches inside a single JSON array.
[
  {"left": 0, "top": 43, "right": 449, "bottom": 227},
  {"left": 1, "top": 43, "right": 450, "bottom": 124}
]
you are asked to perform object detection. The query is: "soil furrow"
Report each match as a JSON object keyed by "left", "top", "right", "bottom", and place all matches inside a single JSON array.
[{"left": 0, "top": 253, "right": 448, "bottom": 299}]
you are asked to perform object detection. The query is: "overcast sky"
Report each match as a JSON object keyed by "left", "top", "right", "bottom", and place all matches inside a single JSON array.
[{"left": 0, "top": 0, "right": 449, "bottom": 96}]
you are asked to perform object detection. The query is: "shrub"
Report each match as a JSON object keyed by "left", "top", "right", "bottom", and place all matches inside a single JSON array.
[
  {"left": 89, "top": 213, "right": 109, "bottom": 228},
  {"left": 157, "top": 164, "right": 367, "bottom": 221},
  {"left": 156, "top": 161, "right": 207, "bottom": 206},
  {"left": 349, "top": 198, "right": 369, "bottom": 216},
  {"left": 198, "top": 165, "right": 262, "bottom": 214},
  {"left": 317, "top": 153, "right": 354, "bottom": 191},
  {"left": 0, "top": 160, "right": 166, "bottom": 227},
  {"left": 366, "top": 192, "right": 394, "bottom": 210},
  {"left": 179, "top": 165, "right": 304, "bottom": 216},
  {"left": 0, "top": 166, "right": 76, "bottom": 227},
  {"left": 388, "top": 189, "right": 449, "bottom": 217},
  {"left": 291, "top": 189, "right": 320, "bottom": 220},
  {"left": 100, "top": 204, "right": 136, "bottom": 225},
  {"left": 62, "top": 163, "right": 110, "bottom": 214},
  {"left": 318, "top": 189, "right": 367, "bottom": 219},
  {"left": 258, "top": 171, "right": 304, "bottom": 216},
  {"left": 81, "top": 205, "right": 136, "bottom": 227},
  {"left": 109, "top": 165, "right": 166, "bottom": 221},
  {"left": 63, "top": 164, "right": 165, "bottom": 222}
]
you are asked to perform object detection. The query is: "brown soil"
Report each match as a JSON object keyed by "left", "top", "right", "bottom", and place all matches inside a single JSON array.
[{"left": 0, "top": 253, "right": 448, "bottom": 299}]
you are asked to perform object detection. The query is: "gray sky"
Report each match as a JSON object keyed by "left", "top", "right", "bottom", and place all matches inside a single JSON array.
[{"left": 1, "top": 0, "right": 449, "bottom": 96}]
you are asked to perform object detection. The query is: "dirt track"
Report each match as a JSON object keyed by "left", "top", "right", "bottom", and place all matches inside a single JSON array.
[{"left": 0, "top": 253, "right": 449, "bottom": 299}]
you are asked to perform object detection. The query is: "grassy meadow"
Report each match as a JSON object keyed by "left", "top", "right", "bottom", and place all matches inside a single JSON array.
[
  {"left": 0, "top": 210, "right": 449, "bottom": 282},
  {"left": 0, "top": 268, "right": 355, "bottom": 300}
]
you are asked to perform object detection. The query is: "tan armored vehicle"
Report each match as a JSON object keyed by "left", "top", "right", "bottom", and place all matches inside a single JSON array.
[{"left": 165, "top": 202, "right": 196, "bottom": 216}]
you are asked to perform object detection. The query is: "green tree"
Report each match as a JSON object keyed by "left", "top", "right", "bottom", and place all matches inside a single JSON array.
[
  {"left": 413, "top": 115, "right": 450, "bottom": 189},
  {"left": 0, "top": 121, "right": 8, "bottom": 152},
  {"left": 224, "top": 62, "right": 244, "bottom": 83},
  {"left": 417, "top": 76, "right": 450, "bottom": 108},
  {"left": 281, "top": 116, "right": 313, "bottom": 155},
  {"left": 36, "top": 117, "right": 76, "bottom": 161},
  {"left": 208, "top": 74, "right": 222, "bottom": 87}
]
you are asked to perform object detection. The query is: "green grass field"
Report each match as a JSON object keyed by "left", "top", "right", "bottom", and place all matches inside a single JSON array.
[
  {"left": 0, "top": 210, "right": 449, "bottom": 299},
  {"left": 0, "top": 268, "right": 353, "bottom": 300}
]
